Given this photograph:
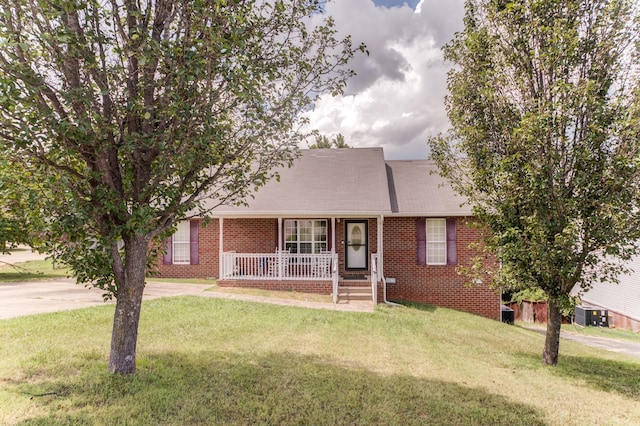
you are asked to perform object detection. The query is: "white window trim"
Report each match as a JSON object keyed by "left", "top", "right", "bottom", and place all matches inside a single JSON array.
[
  {"left": 173, "top": 221, "right": 191, "bottom": 265},
  {"left": 426, "top": 218, "right": 447, "bottom": 265},
  {"left": 284, "top": 219, "right": 328, "bottom": 254}
]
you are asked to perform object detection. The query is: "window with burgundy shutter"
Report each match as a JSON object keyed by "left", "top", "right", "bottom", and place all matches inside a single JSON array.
[
  {"left": 418, "top": 218, "right": 457, "bottom": 266},
  {"left": 172, "top": 221, "right": 191, "bottom": 264},
  {"left": 164, "top": 220, "right": 199, "bottom": 265},
  {"left": 426, "top": 218, "right": 447, "bottom": 265}
]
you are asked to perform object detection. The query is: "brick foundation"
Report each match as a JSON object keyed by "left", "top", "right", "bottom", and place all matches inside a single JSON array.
[{"left": 219, "top": 279, "right": 332, "bottom": 295}]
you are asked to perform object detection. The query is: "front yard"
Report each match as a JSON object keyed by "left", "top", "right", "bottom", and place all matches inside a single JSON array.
[{"left": 1, "top": 296, "right": 639, "bottom": 425}]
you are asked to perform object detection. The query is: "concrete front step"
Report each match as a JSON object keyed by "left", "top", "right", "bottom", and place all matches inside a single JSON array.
[
  {"left": 338, "top": 286, "right": 373, "bottom": 302},
  {"left": 338, "top": 279, "right": 370, "bottom": 287}
]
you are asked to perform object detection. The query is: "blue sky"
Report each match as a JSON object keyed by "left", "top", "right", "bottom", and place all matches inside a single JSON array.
[{"left": 304, "top": 0, "right": 465, "bottom": 160}]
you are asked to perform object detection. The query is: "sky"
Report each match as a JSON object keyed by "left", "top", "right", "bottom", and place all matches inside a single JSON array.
[{"left": 303, "top": 0, "right": 466, "bottom": 160}]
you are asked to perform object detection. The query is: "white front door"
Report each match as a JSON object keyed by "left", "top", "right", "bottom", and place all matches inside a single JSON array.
[{"left": 345, "top": 221, "right": 367, "bottom": 270}]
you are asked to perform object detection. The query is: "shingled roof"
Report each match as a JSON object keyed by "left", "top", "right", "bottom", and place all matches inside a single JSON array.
[
  {"left": 211, "top": 148, "right": 470, "bottom": 217},
  {"left": 385, "top": 160, "right": 471, "bottom": 216}
]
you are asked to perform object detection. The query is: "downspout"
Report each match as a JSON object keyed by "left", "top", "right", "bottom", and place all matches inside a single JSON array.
[
  {"left": 379, "top": 214, "right": 403, "bottom": 307},
  {"left": 382, "top": 277, "right": 403, "bottom": 307}
]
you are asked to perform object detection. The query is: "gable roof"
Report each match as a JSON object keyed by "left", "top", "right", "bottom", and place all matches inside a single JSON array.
[
  {"left": 213, "top": 148, "right": 391, "bottom": 216},
  {"left": 211, "top": 148, "right": 470, "bottom": 217},
  {"left": 385, "top": 160, "right": 472, "bottom": 216}
]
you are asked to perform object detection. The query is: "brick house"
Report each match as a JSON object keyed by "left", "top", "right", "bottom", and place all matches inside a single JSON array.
[{"left": 157, "top": 148, "right": 500, "bottom": 320}]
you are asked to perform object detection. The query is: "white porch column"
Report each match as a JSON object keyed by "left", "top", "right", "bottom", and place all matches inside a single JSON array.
[
  {"left": 331, "top": 217, "right": 336, "bottom": 254},
  {"left": 278, "top": 217, "right": 282, "bottom": 251},
  {"left": 218, "top": 217, "right": 224, "bottom": 280}
]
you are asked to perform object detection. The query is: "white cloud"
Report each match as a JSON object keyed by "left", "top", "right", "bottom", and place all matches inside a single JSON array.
[{"left": 303, "top": 0, "right": 465, "bottom": 159}]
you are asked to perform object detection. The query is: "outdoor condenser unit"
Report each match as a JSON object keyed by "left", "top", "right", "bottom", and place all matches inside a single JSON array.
[{"left": 575, "top": 306, "right": 609, "bottom": 327}]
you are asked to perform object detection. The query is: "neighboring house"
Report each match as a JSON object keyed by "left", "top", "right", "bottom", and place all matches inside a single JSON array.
[
  {"left": 574, "top": 255, "right": 640, "bottom": 332},
  {"left": 156, "top": 148, "right": 500, "bottom": 319}
]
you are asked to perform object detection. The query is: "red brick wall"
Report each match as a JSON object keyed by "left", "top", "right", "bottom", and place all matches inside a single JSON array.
[
  {"left": 222, "top": 218, "right": 277, "bottom": 253},
  {"left": 155, "top": 219, "right": 219, "bottom": 279},
  {"left": 219, "top": 279, "right": 332, "bottom": 295},
  {"left": 154, "top": 216, "right": 500, "bottom": 320},
  {"left": 382, "top": 216, "right": 500, "bottom": 320}
]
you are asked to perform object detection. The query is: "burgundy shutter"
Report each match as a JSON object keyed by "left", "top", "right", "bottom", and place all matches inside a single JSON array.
[
  {"left": 326, "top": 219, "right": 332, "bottom": 251},
  {"left": 163, "top": 236, "right": 172, "bottom": 265},
  {"left": 190, "top": 220, "right": 199, "bottom": 265},
  {"left": 275, "top": 220, "right": 279, "bottom": 250},
  {"left": 446, "top": 218, "right": 457, "bottom": 265},
  {"left": 416, "top": 218, "right": 426, "bottom": 265}
]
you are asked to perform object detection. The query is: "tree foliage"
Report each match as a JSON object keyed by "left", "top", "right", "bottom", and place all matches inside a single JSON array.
[
  {"left": 0, "top": 0, "right": 362, "bottom": 373},
  {"left": 429, "top": 0, "right": 640, "bottom": 365},
  {"left": 308, "top": 132, "right": 349, "bottom": 149},
  {"left": 0, "top": 155, "right": 45, "bottom": 252}
]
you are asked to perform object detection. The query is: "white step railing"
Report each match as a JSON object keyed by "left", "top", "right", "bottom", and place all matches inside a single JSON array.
[
  {"left": 221, "top": 252, "right": 335, "bottom": 281},
  {"left": 371, "top": 253, "right": 379, "bottom": 305}
]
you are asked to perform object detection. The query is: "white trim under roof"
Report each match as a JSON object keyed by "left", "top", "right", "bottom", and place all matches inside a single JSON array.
[{"left": 210, "top": 211, "right": 392, "bottom": 219}]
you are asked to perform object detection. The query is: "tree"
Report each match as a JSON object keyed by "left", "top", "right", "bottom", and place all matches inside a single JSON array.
[
  {"left": 429, "top": 0, "right": 640, "bottom": 365},
  {"left": 308, "top": 132, "right": 349, "bottom": 149},
  {"left": 0, "top": 155, "right": 44, "bottom": 253},
  {"left": 0, "top": 0, "right": 363, "bottom": 374}
]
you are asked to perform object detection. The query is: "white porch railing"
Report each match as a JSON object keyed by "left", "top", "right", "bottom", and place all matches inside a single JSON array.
[{"left": 221, "top": 252, "right": 336, "bottom": 281}]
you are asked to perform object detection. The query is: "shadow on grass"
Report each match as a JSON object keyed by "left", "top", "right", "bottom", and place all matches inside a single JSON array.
[
  {"left": 516, "top": 352, "right": 640, "bottom": 399},
  {"left": 14, "top": 351, "right": 545, "bottom": 425},
  {"left": 390, "top": 300, "right": 437, "bottom": 312},
  {"left": 554, "top": 355, "right": 640, "bottom": 398}
]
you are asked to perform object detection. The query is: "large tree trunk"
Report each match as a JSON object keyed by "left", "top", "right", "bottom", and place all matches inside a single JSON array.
[
  {"left": 108, "top": 234, "right": 149, "bottom": 374},
  {"left": 542, "top": 297, "right": 563, "bottom": 366}
]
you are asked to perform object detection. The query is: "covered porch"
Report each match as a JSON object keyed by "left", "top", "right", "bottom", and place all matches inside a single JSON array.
[{"left": 216, "top": 216, "right": 384, "bottom": 304}]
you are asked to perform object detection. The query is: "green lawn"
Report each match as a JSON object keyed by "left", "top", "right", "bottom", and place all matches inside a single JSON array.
[
  {"left": 0, "top": 259, "right": 70, "bottom": 282},
  {"left": 1, "top": 298, "right": 639, "bottom": 425}
]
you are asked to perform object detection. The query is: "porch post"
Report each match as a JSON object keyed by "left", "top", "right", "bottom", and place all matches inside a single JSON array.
[
  {"left": 218, "top": 217, "right": 224, "bottom": 280},
  {"left": 278, "top": 217, "right": 282, "bottom": 251},
  {"left": 278, "top": 217, "right": 283, "bottom": 279},
  {"left": 331, "top": 217, "right": 336, "bottom": 254}
]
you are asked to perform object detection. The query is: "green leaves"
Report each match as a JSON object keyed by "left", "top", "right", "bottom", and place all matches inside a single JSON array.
[
  {"left": 430, "top": 0, "right": 640, "bottom": 297},
  {"left": 0, "top": 0, "right": 362, "bottom": 295}
]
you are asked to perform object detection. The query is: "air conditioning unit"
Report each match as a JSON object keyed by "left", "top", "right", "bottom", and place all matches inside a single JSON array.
[{"left": 575, "top": 306, "right": 608, "bottom": 327}]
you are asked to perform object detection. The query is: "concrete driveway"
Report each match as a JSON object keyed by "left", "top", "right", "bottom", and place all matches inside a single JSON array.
[{"left": 0, "top": 279, "right": 214, "bottom": 320}]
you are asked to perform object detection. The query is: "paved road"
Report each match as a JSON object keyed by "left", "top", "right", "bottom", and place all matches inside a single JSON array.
[
  {"left": 0, "top": 246, "right": 48, "bottom": 265},
  {"left": 524, "top": 325, "right": 640, "bottom": 360}
]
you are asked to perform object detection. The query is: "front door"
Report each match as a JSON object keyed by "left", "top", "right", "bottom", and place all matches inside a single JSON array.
[{"left": 345, "top": 220, "right": 368, "bottom": 270}]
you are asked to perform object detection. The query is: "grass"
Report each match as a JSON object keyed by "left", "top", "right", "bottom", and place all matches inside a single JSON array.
[
  {"left": 1, "top": 297, "right": 639, "bottom": 425},
  {"left": 147, "top": 277, "right": 333, "bottom": 302},
  {"left": 0, "top": 259, "right": 70, "bottom": 282}
]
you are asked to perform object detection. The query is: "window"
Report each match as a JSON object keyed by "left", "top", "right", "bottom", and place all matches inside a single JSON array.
[
  {"left": 284, "top": 220, "right": 327, "bottom": 254},
  {"left": 173, "top": 221, "right": 191, "bottom": 264},
  {"left": 426, "top": 219, "right": 446, "bottom": 265}
]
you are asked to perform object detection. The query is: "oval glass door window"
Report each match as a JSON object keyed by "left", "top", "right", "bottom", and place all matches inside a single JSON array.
[
  {"left": 351, "top": 225, "right": 363, "bottom": 251},
  {"left": 346, "top": 221, "right": 367, "bottom": 269}
]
